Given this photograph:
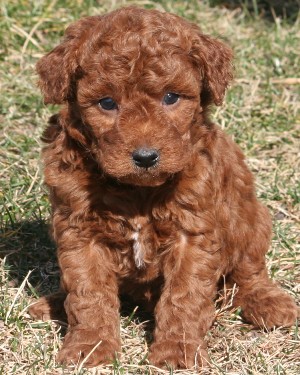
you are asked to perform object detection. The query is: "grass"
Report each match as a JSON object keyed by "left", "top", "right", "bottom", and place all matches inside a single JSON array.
[{"left": 0, "top": 0, "right": 299, "bottom": 374}]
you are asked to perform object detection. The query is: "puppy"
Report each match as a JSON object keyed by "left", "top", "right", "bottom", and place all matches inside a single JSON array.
[{"left": 30, "top": 6, "right": 299, "bottom": 369}]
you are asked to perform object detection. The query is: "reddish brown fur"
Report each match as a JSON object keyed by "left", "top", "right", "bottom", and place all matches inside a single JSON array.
[{"left": 29, "top": 7, "right": 299, "bottom": 369}]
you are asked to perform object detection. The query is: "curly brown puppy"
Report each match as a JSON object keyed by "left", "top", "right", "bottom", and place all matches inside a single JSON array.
[{"left": 29, "top": 6, "right": 299, "bottom": 369}]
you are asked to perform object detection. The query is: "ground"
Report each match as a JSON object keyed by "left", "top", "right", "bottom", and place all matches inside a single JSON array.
[{"left": 0, "top": 0, "right": 299, "bottom": 374}]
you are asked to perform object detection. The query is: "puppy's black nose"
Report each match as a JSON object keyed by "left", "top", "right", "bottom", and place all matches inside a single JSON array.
[{"left": 132, "top": 148, "right": 159, "bottom": 168}]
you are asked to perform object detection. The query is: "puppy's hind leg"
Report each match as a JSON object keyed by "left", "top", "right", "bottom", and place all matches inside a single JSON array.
[
  {"left": 29, "top": 291, "right": 67, "bottom": 322},
  {"left": 230, "top": 205, "right": 299, "bottom": 329}
]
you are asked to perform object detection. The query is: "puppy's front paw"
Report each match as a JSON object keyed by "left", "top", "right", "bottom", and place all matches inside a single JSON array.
[
  {"left": 57, "top": 330, "right": 120, "bottom": 367},
  {"left": 148, "top": 340, "right": 209, "bottom": 369},
  {"left": 57, "top": 342, "right": 117, "bottom": 367}
]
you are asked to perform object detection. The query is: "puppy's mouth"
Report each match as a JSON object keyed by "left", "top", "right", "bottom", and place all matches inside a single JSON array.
[{"left": 118, "top": 168, "right": 172, "bottom": 187}]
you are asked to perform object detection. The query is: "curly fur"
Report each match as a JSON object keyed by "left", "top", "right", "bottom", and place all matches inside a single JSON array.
[{"left": 29, "top": 6, "right": 299, "bottom": 369}]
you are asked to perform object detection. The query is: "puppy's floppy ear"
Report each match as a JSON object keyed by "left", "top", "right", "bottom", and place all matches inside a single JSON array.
[
  {"left": 190, "top": 33, "right": 233, "bottom": 106},
  {"left": 37, "top": 16, "right": 101, "bottom": 104}
]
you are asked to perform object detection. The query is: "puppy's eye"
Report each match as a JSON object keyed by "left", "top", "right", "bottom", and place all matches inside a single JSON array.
[
  {"left": 99, "top": 97, "right": 118, "bottom": 111},
  {"left": 163, "top": 92, "right": 180, "bottom": 105}
]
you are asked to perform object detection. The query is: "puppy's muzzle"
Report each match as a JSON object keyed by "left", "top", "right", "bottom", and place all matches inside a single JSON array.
[{"left": 132, "top": 148, "right": 159, "bottom": 168}]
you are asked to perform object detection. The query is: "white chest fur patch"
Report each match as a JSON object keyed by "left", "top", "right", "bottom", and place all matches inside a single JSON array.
[{"left": 132, "top": 225, "right": 145, "bottom": 269}]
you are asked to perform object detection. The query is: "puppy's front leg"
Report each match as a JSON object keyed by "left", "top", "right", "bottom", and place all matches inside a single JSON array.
[
  {"left": 57, "top": 241, "right": 120, "bottom": 367},
  {"left": 149, "top": 236, "right": 219, "bottom": 369}
]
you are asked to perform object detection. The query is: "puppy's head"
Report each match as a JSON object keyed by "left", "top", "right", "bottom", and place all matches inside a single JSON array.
[{"left": 38, "top": 7, "right": 233, "bottom": 186}]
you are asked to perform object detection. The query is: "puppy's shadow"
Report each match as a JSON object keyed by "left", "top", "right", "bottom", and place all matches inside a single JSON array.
[{"left": 0, "top": 219, "right": 59, "bottom": 293}]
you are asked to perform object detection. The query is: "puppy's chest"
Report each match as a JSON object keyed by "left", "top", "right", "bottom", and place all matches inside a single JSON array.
[
  {"left": 102, "top": 214, "right": 174, "bottom": 275},
  {"left": 98, "top": 189, "right": 207, "bottom": 274}
]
